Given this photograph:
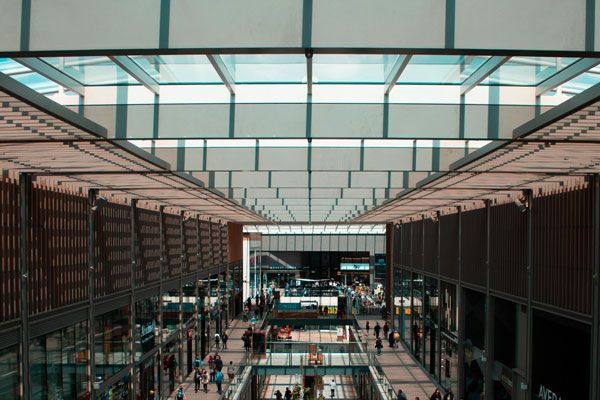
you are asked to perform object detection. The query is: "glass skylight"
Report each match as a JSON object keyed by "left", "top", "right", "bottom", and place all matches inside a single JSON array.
[
  {"left": 41, "top": 56, "right": 138, "bottom": 85},
  {"left": 130, "top": 55, "right": 222, "bottom": 84},
  {"left": 243, "top": 224, "right": 386, "bottom": 235}
]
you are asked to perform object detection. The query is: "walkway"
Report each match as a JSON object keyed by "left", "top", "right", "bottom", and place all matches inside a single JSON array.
[
  {"left": 259, "top": 375, "right": 357, "bottom": 399},
  {"left": 177, "top": 318, "right": 250, "bottom": 399},
  {"left": 356, "top": 318, "right": 438, "bottom": 400}
]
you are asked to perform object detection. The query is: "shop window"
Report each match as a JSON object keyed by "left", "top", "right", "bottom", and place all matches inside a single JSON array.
[
  {"left": 30, "top": 321, "right": 89, "bottom": 400},
  {"left": 95, "top": 305, "right": 131, "bottom": 382},
  {"left": 0, "top": 345, "right": 19, "bottom": 400}
]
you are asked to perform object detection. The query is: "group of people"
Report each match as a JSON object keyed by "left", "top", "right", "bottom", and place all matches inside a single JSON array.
[
  {"left": 189, "top": 352, "right": 236, "bottom": 395},
  {"left": 397, "top": 388, "right": 457, "bottom": 400},
  {"left": 366, "top": 321, "right": 401, "bottom": 355}
]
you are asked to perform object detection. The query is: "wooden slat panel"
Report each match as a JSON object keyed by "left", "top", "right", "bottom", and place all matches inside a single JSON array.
[
  {"left": 164, "top": 213, "right": 182, "bottom": 279},
  {"left": 136, "top": 208, "right": 161, "bottom": 286}
]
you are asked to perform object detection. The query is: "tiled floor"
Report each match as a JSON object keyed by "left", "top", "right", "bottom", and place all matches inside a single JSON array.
[
  {"left": 356, "top": 318, "right": 439, "bottom": 400},
  {"left": 176, "top": 318, "right": 250, "bottom": 399}
]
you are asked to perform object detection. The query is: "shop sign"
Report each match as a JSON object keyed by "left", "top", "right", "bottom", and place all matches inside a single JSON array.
[
  {"left": 340, "top": 262, "right": 370, "bottom": 271},
  {"left": 536, "top": 384, "right": 562, "bottom": 400},
  {"left": 140, "top": 320, "right": 156, "bottom": 351}
]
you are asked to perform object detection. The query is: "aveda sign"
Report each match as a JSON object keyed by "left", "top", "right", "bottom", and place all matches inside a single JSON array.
[{"left": 537, "top": 385, "right": 561, "bottom": 400}]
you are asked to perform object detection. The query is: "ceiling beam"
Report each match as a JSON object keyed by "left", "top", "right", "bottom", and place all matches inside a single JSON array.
[
  {"left": 306, "top": 50, "right": 313, "bottom": 96},
  {"left": 108, "top": 56, "right": 160, "bottom": 95},
  {"left": 384, "top": 55, "right": 412, "bottom": 95},
  {"left": 460, "top": 56, "right": 510, "bottom": 96},
  {"left": 206, "top": 54, "right": 235, "bottom": 95},
  {"left": 13, "top": 57, "right": 85, "bottom": 96},
  {"left": 535, "top": 58, "right": 600, "bottom": 96}
]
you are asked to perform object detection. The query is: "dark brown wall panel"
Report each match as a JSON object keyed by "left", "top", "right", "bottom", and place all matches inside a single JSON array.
[
  {"left": 490, "top": 202, "right": 527, "bottom": 299},
  {"left": 164, "top": 213, "right": 182, "bottom": 279},
  {"left": 184, "top": 219, "right": 198, "bottom": 274},
  {"left": 440, "top": 213, "right": 459, "bottom": 280},
  {"left": 401, "top": 223, "right": 411, "bottom": 267},
  {"left": 423, "top": 219, "right": 438, "bottom": 274},
  {"left": 227, "top": 222, "right": 243, "bottom": 263},
  {"left": 533, "top": 187, "right": 593, "bottom": 316},
  {"left": 461, "top": 207, "right": 486, "bottom": 287},
  {"left": 411, "top": 219, "right": 424, "bottom": 269},
  {"left": 95, "top": 202, "right": 131, "bottom": 298},
  {"left": 136, "top": 208, "right": 161, "bottom": 286},
  {"left": 0, "top": 178, "right": 19, "bottom": 322},
  {"left": 29, "top": 186, "right": 88, "bottom": 315}
]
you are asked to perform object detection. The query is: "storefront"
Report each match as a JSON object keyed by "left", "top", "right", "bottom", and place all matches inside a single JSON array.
[
  {"left": 532, "top": 310, "right": 590, "bottom": 400},
  {"left": 492, "top": 297, "right": 516, "bottom": 400},
  {"left": 96, "top": 374, "right": 130, "bottom": 400},
  {"left": 30, "top": 320, "right": 89, "bottom": 400},
  {"left": 95, "top": 306, "right": 131, "bottom": 383},
  {"left": 440, "top": 281, "right": 458, "bottom": 394},
  {"left": 423, "top": 276, "right": 439, "bottom": 377},
  {"left": 463, "top": 289, "right": 485, "bottom": 400},
  {"left": 410, "top": 273, "right": 424, "bottom": 360},
  {"left": 0, "top": 345, "right": 19, "bottom": 399}
]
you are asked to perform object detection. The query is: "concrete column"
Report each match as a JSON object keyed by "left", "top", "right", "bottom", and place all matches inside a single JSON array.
[
  {"left": 129, "top": 199, "right": 138, "bottom": 398},
  {"left": 484, "top": 200, "right": 494, "bottom": 400},
  {"left": 457, "top": 207, "right": 465, "bottom": 398}
]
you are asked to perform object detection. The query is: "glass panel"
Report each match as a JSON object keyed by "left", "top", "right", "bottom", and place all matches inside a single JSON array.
[
  {"left": 130, "top": 55, "right": 222, "bottom": 84},
  {"left": 561, "top": 67, "right": 600, "bottom": 94},
  {"left": 41, "top": 56, "right": 138, "bottom": 85},
  {"left": 11, "top": 72, "right": 59, "bottom": 94},
  {"left": 0, "top": 345, "right": 19, "bottom": 400},
  {"left": 482, "top": 56, "right": 579, "bottom": 86},
  {"left": 30, "top": 321, "right": 89, "bottom": 400},
  {"left": 220, "top": 55, "right": 306, "bottom": 83},
  {"left": 0, "top": 58, "right": 27, "bottom": 74},
  {"left": 95, "top": 305, "right": 131, "bottom": 382},
  {"left": 313, "top": 55, "right": 399, "bottom": 84},
  {"left": 398, "top": 55, "right": 489, "bottom": 85}
]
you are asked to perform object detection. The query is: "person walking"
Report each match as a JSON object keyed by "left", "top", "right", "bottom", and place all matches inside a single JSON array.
[
  {"left": 193, "top": 367, "right": 201, "bottom": 393},
  {"left": 389, "top": 331, "right": 395, "bottom": 348},
  {"left": 214, "top": 333, "right": 221, "bottom": 349},
  {"left": 227, "top": 360, "right": 236, "bottom": 381},
  {"left": 429, "top": 389, "right": 442, "bottom": 400},
  {"left": 275, "top": 389, "right": 284, "bottom": 400},
  {"left": 443, "top": 389, "right": 455, "bottom": 400},
  {"left": 201, "top": 369, "right": 209, "bottom": 393},
  {"left": 175, "top": 385, "right": 186, "bottom": 400},
  {"left": 383, "top": 321, "right": 389, "bottom": 338},
  {"left": 329, "top": 379, "right": 336, "bottom": 398},
  {"left": 374, "top": 322, "right": 381, "bottom": 339},
  {"left": 375, "top": 338, "right": 383, "bottom": 355},
  {"left": 394, "top": 330, "right": 401, "bottom": 348},
  {"left": 284, "top": 387, "right": 292, "bottom": 400},
  {"left": 365, "top": 321, "right": 370, "bottom": 334},
  {"left": 222, "top": 332, "right": 228, "bottom": 349},
  {"left": 397, "top": 388, "right": 408, "bottom": 400},
  {"left": 215, "top": 369, "right": 224, "bottom": 394},
  {"left": 215, "top": 354, "right": 223, "bottom": 372}
]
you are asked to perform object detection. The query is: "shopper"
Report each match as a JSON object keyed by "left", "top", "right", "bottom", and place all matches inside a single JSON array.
[
  {"left": 193, "top": 354, "right": 202, "bottom": 370},
  {"left": 275, "top": 389, "right": 284, "bottom": 400},
  {"left": 389, "top": 331, "right": 395, "bottom": 348},
  {"left": 222, "top": 332, "right": 229, "bottom": 349},
  {"left": 284, "top": 387, "right": 292, "bottom": 400},
  {"left": 227, "top": 360, "right": 236, "bottom": 381},
  {"left": 365, "top": 321, "right": 370, "bottom": 334},
  {"left": 383, "top": 321, "right": 389, "bottom": 338},
  {"left": 193, "top": 368, "right": 201, "bottom": 393},
  {"left": 443, "top": 389, "right": 455, "bottom": 400},
  {"left": 374, "top": 322, "right": 381, "bottom": 338},
  {"left": 202, "top": 369, "right": 209, "bottom": 393},
  {"left": 215, "top": 369, "right": 224, "bottom": 394},
  {"left": 329, "top": 379, "right": 336, "bottom": 398},
  {"left": 397, "top": 389, "right": 408, "bottom": 400},
  {"left": 215, "top": 354, "right": 223, "bottom": 372},
  {"left": 175, "top": 385, "right": 186, "bottom": 400},
  {"left": 393, "top": 330, "right": 401, "bottom": 348},
  {"left": 430, "top": 389, "right": 442, "bottom": 400},
  {"left": 214, "top": 332, "right": 221, "bottom": 349},
  {"left": 375, "top": 338, "right": 383, "bottom": 355}
]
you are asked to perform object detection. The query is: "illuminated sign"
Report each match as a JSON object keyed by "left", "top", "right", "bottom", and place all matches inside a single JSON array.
[{"left": 340, "top": 263, "right": 370, "bottom": 271}]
